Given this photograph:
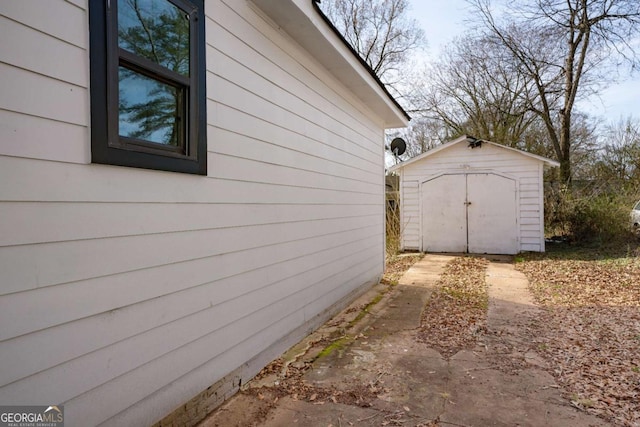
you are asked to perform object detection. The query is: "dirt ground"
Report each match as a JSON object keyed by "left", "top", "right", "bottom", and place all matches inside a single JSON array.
[{"left": 198, "top": 249, "right": 636, "bottom": 426}]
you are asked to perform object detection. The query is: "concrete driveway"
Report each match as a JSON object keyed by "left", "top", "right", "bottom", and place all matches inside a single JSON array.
[{"left": 200, "top": 254, "right": 607, "bottom": 426}]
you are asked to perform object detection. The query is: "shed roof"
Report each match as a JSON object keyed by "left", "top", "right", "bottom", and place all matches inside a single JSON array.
[
  {"left": 251, "top": 0, "right": 409, "bottom": 128},
  {"left": 389, "top": 135, "right": 560, "bottom": 172}
]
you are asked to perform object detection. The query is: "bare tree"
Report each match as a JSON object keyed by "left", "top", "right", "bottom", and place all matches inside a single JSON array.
[
  {"left": 470, "top": 0, "right": 640, "bottom": 183},
  {"left": 416, "top": 34, "right": 538, "bottom": 146},
  {"left": 318, "top": 0, "right": 426, "bottom": 94},
  {"left": 385, "top": 117, "right": 449, "bottom": 166},
  {"left": 593, "top": 116, "right": 640, "bottom": 185}
]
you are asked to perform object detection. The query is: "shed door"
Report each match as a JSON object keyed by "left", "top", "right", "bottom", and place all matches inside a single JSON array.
[
  {"left": 421, "top": 174, "right": 467, "bottom": 252},
  {"left": 467, "top": 174, "right": 517, "bottom": 254},
  {"left": 421, "top": 173, "right": 518, "bottom": 254}
]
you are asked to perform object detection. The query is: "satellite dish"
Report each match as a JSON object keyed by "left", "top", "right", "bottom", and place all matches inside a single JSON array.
[{"left": 390, "top": 138, "right": 406, "bottom": 156}]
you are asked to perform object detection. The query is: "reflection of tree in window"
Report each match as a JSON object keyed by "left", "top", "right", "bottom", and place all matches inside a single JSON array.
[{"left": 117, "top": 0, "right": 190, "bottom": 147}]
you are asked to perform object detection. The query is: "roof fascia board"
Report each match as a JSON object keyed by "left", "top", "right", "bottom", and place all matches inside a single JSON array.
[{"left": 484, "top": 141, "right": 560, "bottom": 167}]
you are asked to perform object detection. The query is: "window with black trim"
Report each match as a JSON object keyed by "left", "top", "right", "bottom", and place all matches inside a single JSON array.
[{"left": 89, "top": 0, "right": 207, "bottom": 175}]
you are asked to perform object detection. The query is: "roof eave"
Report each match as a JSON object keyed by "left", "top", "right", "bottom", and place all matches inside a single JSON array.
[{"left": 250, "top": 0, "right": 409, "bottom": 128}]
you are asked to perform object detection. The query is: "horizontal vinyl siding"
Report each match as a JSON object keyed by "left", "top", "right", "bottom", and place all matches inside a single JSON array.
[
  {"left": 1, "top": 217, "right": 381, "bottom": 336},
  {"left": 0, "top": 0, "right": 87, "bottom": 48},
  {"left": 401, "top": 144, "right": 541, "bottom": 182},
  {"left": 206, "top": 10, "right": 381, "bottom": 167},
  {"left": 400, "top": 142, "right": 545, "bottom": 253},
  {"left": 0, "top": 232, "right": 379, "bottom": 386},
  {"left": 0, "top": 202, "right": 378, "bottom": 247},
  {"left": 1, "top": 244, "right": 379, "bottom": 404},
  {"left": 0, "top": 14, "right": 87, "bottom": 86},
  {"left": 209, "top": 125, "right": 379, "bottom": 185},
  {"left": 0, "top": 156, "right": 379, "bottom": 204},
  {"left": 0, "top": 62, "right": 88, "bottom": 127},
  {"left": 0, "top": 1, "right": 387, "bottom": 426},
  {"left": 0, "top": 110, "right": 89, "bottom": 163},
  {"left": 0, "top": 1, "right": 89, "bottom": 163}
]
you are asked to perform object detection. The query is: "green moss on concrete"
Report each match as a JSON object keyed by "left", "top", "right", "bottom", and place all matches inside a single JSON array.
[
  {"left": 315, "top": 289, "right": 389, "bottom": 361},
  {"left": 315, "top": 336, "right": 352, "bottom": 360},
  {"left": 349, "top": 293, "right": 384, "bottom": 327}
]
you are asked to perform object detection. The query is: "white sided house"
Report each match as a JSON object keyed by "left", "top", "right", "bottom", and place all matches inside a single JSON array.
[
  {"left": 0, "top": 1, "right": 408, "bottom": 426},
  {"left": 390, "top": 136, "right": 559, "bottom": 255}
]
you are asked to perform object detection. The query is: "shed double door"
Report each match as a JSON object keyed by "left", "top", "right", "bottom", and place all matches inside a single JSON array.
[{"left": 421, "top": 173, "right": 517, "bottom": 254}]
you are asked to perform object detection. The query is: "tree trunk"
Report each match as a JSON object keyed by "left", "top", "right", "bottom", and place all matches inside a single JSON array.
[{"left": 559, "top": 113, "right": 572, "bottom": 184}]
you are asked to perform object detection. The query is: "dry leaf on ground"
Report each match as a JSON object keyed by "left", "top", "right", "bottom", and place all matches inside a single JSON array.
[
  {"left": 416, "top": 256, "right": 489, "bottom": 358},
  {"left": 517, "top": 251, "right": 640, "bottom": 427}
]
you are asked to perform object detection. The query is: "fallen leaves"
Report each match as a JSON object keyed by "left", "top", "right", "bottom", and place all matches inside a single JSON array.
[
  {"left": 382, "top": 254, "right": 424, "bottom": 285},
  {"left": 229, "top": 248, "right": 640, "bottom": 426},
  {"left": 416, "top": 256, "right": 489, "bottom": 358},
  {"left": 522, "top": 257, "right": 640, "bottom": 307},
  {"left": 517, "top": 248, "right": 640, "bottom": 427}
]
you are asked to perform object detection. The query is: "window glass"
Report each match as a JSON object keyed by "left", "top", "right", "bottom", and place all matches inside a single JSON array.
[
  {"left": 90, "top": 0, "right": 206, "bottom": 174},
  {"left": 118, "top": 66, "right": 184, "bottom": 146},
  {"left": 118, "top": 0, "right": 190, "bottom": 76}
]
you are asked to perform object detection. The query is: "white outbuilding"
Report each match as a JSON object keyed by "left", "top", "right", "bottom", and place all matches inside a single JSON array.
[{"left": 389, "top": 136, "right": 559, "bottom": 255}]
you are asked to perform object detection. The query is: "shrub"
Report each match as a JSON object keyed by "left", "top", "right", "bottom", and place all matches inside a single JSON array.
[{"left": 545, "top": 182, "right": 638, "bottom": 243}]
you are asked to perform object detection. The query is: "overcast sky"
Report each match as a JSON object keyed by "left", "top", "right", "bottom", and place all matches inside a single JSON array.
[{"left": 407, "top": 0, "right": 640, "bottom": 123}]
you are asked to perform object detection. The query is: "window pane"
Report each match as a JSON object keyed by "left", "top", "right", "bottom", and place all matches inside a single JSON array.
[
  {"left": 119, "top": 66, "right": 184, "bottom": 146},
  {"left": 118, "top": 0, "right": 190, "bottom": 76}
]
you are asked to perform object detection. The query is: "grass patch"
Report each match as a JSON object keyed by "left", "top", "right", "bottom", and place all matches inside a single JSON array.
[{"left": 533, "top": 239, "right": 639, "bottom": 262}]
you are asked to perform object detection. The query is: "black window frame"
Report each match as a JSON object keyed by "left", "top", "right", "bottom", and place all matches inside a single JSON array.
[{"left": 89, "top": 0, "right": 207, "bottom": 175}]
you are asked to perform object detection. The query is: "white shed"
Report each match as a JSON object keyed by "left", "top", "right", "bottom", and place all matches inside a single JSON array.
[
  {"left": 0, "top": 1, "right": 408, "bottom": 426},
  {"left": 390, "top": 136, "right": 559, "bottom": 254}
]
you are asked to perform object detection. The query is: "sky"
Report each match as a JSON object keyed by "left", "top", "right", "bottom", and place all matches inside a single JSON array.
[{"left": 407, "top": 0, "right": 640, "bottom": 124}]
